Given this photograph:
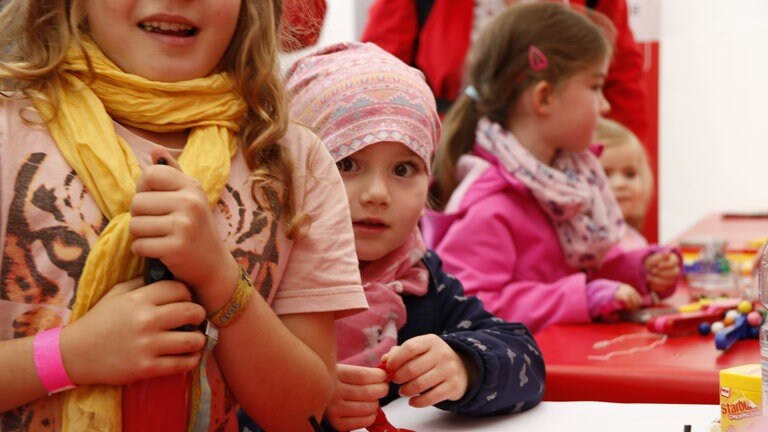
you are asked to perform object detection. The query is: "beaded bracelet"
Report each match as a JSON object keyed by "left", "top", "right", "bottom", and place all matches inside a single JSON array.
[
  {"left": 207, "top": 266, "right": 254, "bottom": 328},
  {"left": 33, "top": 327, "right": 77, "bottom": 394}
]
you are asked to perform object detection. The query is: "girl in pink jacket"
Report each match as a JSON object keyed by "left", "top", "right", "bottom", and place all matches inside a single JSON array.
[{"left": 422, "top": 3, "right": 680, "bottom": 334}]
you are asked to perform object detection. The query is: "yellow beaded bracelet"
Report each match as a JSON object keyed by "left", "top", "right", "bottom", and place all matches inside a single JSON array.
[{"left": 208, "top": 266, "right": 254, "bottom": 328}]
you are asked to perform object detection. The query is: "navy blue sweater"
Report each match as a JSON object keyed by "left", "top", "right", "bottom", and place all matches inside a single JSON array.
[
  {"left": 239, "top": 250, "right": 545, "bottom": 431},
  {"left": 393, "top": 250, "right": 545, "bottom": 415}
]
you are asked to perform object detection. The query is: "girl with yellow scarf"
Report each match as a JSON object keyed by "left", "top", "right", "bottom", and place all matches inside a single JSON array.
[{"left": 0, "top": 1, "right": 367, "bottom": 431}]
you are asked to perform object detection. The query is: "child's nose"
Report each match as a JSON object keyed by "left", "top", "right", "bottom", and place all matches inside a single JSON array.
[
  {"left": 360, "top": 175, "right": 390, "bottom": 205},
  {"left": 609, "top": 175, "right": 628, "bottom": 189},
  {"left": 599, "top": 93, "right": 611, "bottom": 115}
]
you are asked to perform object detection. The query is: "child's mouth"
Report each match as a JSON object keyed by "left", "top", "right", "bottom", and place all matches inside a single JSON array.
[
  {"left": 139, "top": 21, "right": 198, "bottom": 37},
  {"left": 355, "top": 220, "right": 389, "bottom": 229}
]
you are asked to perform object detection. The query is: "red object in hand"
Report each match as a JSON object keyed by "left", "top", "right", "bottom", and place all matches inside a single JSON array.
[
  {"left": 122, "top": 373, "right": 190, "bottom": 432},
  {"left": 365, "top": 362, "right": 415, "bottom": 432},
  {"left": 366, "top": 408, "right": 415, "bottom": 432}
]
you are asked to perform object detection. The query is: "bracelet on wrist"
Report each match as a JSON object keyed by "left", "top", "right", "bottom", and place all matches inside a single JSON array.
[
  {"left": 207, "top": 265, "right": 254, "bottom": 328},
  {"left": 33, "top": 326, "right": 77, "bottom": 394}
]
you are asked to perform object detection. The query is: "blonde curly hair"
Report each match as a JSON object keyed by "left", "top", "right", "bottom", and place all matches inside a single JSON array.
[{"left": 0, "top": 0, "right": 307, "bottom": 238}]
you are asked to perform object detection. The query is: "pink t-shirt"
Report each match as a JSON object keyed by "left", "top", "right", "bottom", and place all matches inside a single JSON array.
[{"left": 0, "top": 97, "right": 366, "bottom": 431}]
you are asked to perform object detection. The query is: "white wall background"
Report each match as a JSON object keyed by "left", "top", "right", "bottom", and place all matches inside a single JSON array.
[
  {"left": 659, "top": 0, "right": 768, "bottom": 242},
  {"left": 294, "top": 0, "right": 768, "bottom": 244}
]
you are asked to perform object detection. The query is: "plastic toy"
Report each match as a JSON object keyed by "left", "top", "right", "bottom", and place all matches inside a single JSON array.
[
  {"left": 714, "top": 315, "right": 749, "bottom": 351},
  {"left": 647, "top": 298, "right": 742, "bottom": 336}
]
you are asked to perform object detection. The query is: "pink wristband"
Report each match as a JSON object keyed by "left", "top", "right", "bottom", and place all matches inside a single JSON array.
[{"left": 33, "top": 327, "right": 76, "bottom": 394}]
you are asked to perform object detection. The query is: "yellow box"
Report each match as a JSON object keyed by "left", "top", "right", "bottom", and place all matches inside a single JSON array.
[{"left": 719, "top": 364, "right": 762, "bottom": 432}]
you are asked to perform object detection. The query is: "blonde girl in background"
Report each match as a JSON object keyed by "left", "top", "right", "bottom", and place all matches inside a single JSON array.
[
  {"left": 423, "top": 2, "right": 681, "bottom": 334},
  {"left": 283, "top": 42, "right": 545, "bottom": 432},
  {"left": 595, "top": 117, "right": 654, "bottom": 250},
  {"left": 0, "top": 1, "right": 366, "bottom": 431}
]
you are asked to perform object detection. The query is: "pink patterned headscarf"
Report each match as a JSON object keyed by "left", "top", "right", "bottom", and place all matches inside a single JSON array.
[
  {"left": 286, "top": 42, "right": 440, "bottom": 366},
  {"left": 285, "top": 41, "right": 439, "bottom": 173}
]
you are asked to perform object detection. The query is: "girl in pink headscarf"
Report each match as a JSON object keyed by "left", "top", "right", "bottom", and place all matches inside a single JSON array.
[{"left": 283, "top": 42, "right": 545, "bottom": 432}]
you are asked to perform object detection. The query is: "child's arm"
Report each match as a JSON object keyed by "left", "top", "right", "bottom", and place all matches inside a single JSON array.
[
  {"left": 0, "top": 337, "right": 53, "bottom": 412},
  {"left": 213, "top": 288, "right": 338, "bottom": 431},
  {"left": 130, "top": 151, "right": 341, "bottom": 430},
  {"left": 392, "top": 251, "right": 545, "bottom": 416},
  {"left": 431, "top": 208, "right": 592, "bottom": 333},
  {"left": 598, "top": 245, "right": 682, "bottom": 300},
  {"left": 0, "top": 277, "right": 206, "bottom": 412}
]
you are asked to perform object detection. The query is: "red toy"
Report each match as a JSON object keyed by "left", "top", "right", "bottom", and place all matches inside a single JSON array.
[
  {"left": 647, "top": 298, "right": 742, "bottom": 336},
  {"left": 366, "top": 362, "right": 415, "bottom": 432}
]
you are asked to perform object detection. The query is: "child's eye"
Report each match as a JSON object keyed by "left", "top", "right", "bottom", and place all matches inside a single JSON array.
[
  {"left": 336, "top": 158, "right": 358, "bottom": 172},
  {"left": 624, "top": 169, "right": 637, "bottom": 179},
  {"left": 393, "top": 162, "right": 417, "bottom": 177}
]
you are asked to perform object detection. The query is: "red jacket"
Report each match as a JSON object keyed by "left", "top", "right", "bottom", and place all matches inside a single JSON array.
[{"left": 362, "top": 0, "right": 648, "bottom": 142}]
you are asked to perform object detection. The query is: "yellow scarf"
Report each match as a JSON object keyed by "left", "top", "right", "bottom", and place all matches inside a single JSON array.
[{"left": 31, "top": 39, "right": 247, "bottom": 432}]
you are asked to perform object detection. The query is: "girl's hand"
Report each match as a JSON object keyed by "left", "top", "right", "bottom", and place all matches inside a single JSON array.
[
  {"left": 643, "top": 251, "right": 681, "bottom": 294},
  {"left": 615, "top": 283, "right": 643, "bottom": 311},
  {"left": 384, "top": 334, "right": 471, "bottom": 408},
  {"left": 130, "top": 149, "right": 238, "bottom": 309},
  {"left": 61, "top": 277, "right": 207, "bottom": 386},
  {"left": 325, "top": 364, "right": 389, "bottom": 431}
]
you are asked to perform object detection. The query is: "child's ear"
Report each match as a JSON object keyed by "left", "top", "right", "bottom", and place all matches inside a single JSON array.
[{"left": 531, "top": 81, "right": 554, "bottom": 115}]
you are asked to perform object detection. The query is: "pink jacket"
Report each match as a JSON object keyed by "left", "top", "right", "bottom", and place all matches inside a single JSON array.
[{"left": 422, "top": 154, "right": 667, "bottom": 334}]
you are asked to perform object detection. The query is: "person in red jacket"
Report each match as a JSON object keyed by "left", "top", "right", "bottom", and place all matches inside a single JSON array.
[{"left": 361, "top": 0, "right": 648, "bottom": 143}]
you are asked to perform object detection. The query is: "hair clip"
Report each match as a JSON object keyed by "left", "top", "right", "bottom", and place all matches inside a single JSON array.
[
  {"left": 464, "top": 85, "right": 480, "bottom": 101},
  {"left": 528, "top": 45, "right": 548, "bottom": 72}
]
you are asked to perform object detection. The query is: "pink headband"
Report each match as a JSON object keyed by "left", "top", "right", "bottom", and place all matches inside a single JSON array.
[{"left": 285, "top": 42, "right": 440, "bottom": 173}]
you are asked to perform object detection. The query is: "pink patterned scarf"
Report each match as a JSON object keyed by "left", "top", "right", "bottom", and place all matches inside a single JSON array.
[
  {"left": 336, "top": 232, "right": 429, "bottom": 366},
  {"left": 476, "top": 118, "right": 625, "bottom": 269}
]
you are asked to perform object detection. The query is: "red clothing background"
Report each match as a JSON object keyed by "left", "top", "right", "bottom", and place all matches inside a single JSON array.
[{"left": 361, "top": 0, "right": 649, "bottom": 144}]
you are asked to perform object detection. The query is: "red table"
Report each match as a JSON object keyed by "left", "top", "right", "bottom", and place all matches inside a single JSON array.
[{"left": 536, "top": 214, "right": 768, "bottom": 404}]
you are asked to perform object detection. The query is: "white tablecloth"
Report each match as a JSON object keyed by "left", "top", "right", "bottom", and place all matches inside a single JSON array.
[{"left": 354, "top": 398, "right": 720, "bottom": 432}]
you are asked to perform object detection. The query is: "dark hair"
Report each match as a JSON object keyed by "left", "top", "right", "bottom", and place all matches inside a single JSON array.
[{"left": 431, "top": 2, "right": 614, "bottom": 209}]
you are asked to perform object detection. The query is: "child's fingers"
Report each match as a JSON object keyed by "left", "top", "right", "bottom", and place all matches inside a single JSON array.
[
  {"left": 407, "top": 380, "right": 454, "bottom": 408},
  {"left": 101, "top": 276, "right": 144, "bottom": 299},
  {"left": 398, "top": 365, "right": 441, "bottom": 398},
  {"left": 653, "top": 257, "right": 679, "bottom": 272},
  {"left": 615, "top": 285, "right": 642, "bottom": 310},
  {"left": 649, "top": 266, "right": 680, "bottom": 279},
  {"left": 130, "top": 192, "right": 187, "bottom": 216},
  {"left": 391, "top": 351, "right": 434, "bottom": 387},
  {"left": 129, "top": 213, "right": 172, "bottom": 239},
  {"left": 643, "top": 252, "right": 663, "bottom": 269},
  {"left": 150, "top": 147, "right": 182, "bottom": 171},
  {"left": 153, "top": 329, "right": 207, "bottom": 356},
  {"left": 152, "top": 302, "right": 207, "bottom": 332},
  {"left": 327, "top": 399, "right": 379, "bottom": 418},
  {"left": 337, "top": 379, "right": 390, "bottom": 402},
  {"left": 337, "top": 364, "right": 388, "bottom": 386},
  {"left": 132, "top": 279, "right": 196, "bottom": 306},
  {"left": 385, "top": 336, "right": 431, "bottom": 373},
  {"left": 136, "top": 351, "right": 202, "bottom": 380},
  {"left": 135, "top": 164, "right": 192, "bottom": 193},
  {"left": 325, "top": 409, "right": 378, "bottom": 432}
]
